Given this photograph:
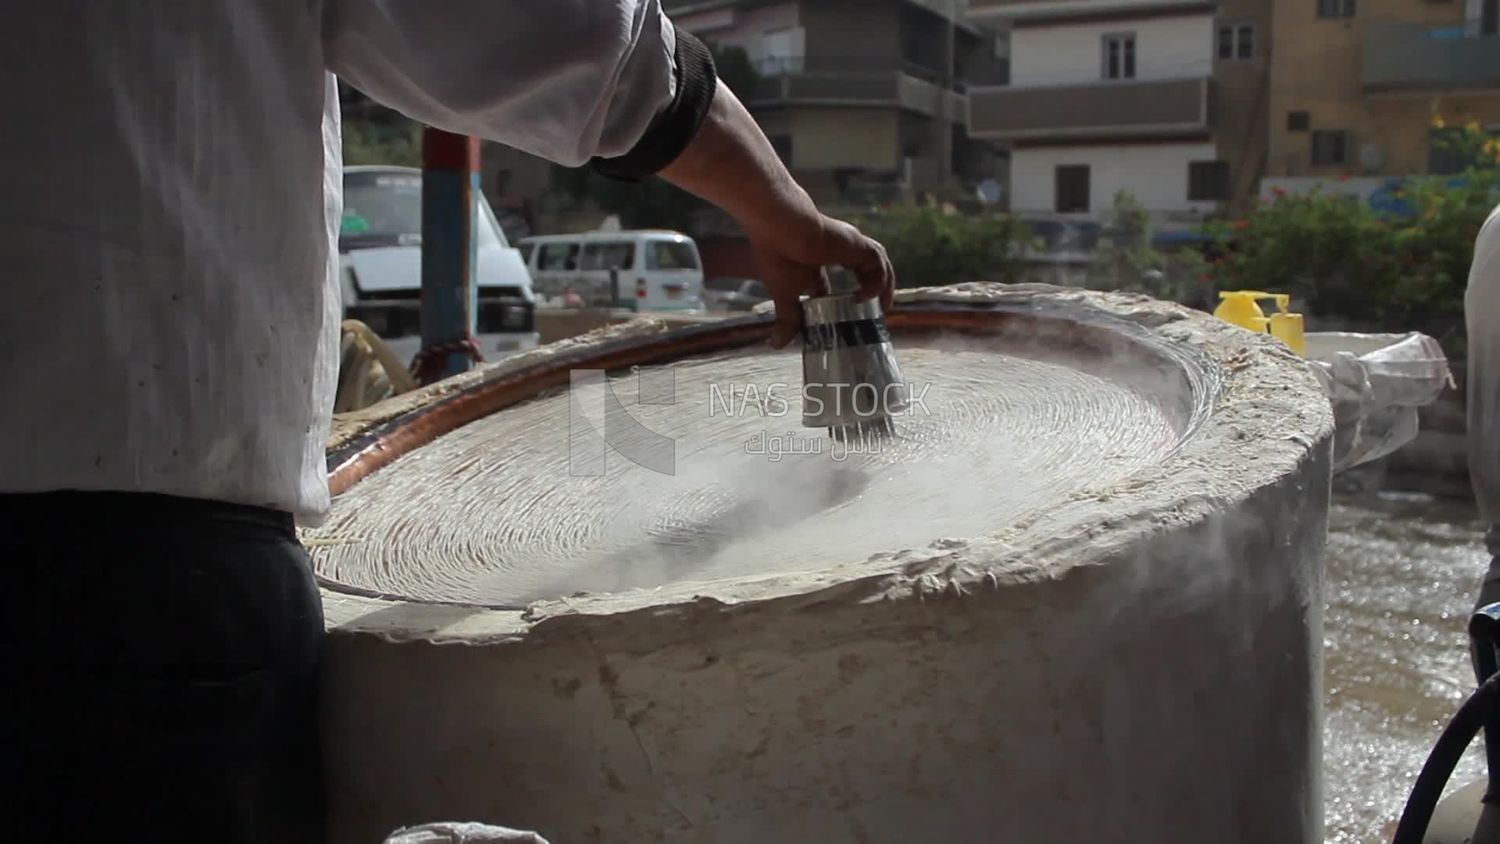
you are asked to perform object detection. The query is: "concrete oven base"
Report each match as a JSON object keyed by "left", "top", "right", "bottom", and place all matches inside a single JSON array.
[{"left": 310, "top": 283, "right": 1334, "bottom": 843}]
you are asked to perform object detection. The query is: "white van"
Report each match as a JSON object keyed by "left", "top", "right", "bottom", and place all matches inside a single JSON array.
[
  {"left": 517, "top": 230, "right": 705, "bottom": 312},
  {"left": 338, "top": 165, "right": 539, "bottom": 358}
]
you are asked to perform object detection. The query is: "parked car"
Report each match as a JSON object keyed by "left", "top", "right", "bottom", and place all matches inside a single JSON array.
[
  {"left": 338, "top": 165, "right": 538, "bottom": 357},
  {"left": 517, "top": 230, "right": 705, "bottom": 312},
  {"left": 704, "top": 277, "right": 770, "bottom": 312}
]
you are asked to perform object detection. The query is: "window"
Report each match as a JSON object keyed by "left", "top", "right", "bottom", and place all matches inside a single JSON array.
[
  {"left": 1484, "top": 0, "right": 1498, "bottom": 35},
  {"left": 1287, "top": 111, "right": 1311, "bottom": 132},
  {"left": 1235, "top": 23, "right": 1255, "bottom": 58},
  {"left": 340, "top": 170, "right": 503, "bottom": 252},
  {"left": 646, "top": 241, "right": 701, "bottom": 271},
  {"left": 579, "top": 242, "right": 635, "bottom": 271},
  {"left": 1055, "top": 165, "right": 1091, "bottom": 213},
  {"left": 902, "top": 32, "right": 922, "bottom": 63},
  {"left": 1217, "top": 23, "right": 1255, "bottom": 59},
  {"left": 1311, "top": 130, "right": 1349, "bottom": 165},
  {"left": 341, "top": 171, "right": 422, "bottom": 242},
  {"left": 758, "top": 26, "right": 804, "bottom": 74},
  {"left": 1188, "top": 161, "right": 1231, "bottom": 201},
  {"left": 1317, "top": 0, "right": 1354, "bottom": 18},
  {"left": 518, "top": 242, "right": 535, "bottom": 265},
  {"left": 538, "top": 242, "right": 579, "bottom": 271},
  {"left": 1102, "top": 33, "right": 1136, "bottom": 80}
]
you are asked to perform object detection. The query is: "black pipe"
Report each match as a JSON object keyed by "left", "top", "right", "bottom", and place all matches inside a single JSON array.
[
  {"left": 1393, "top": 673, "right": 1500, "bottom": 844},
  {"left": 1470, "top": 604, "right": 1500, "bottom": 794},
  {"left": 1478, "top": 637, "right": 1499, "bottom": 690}
]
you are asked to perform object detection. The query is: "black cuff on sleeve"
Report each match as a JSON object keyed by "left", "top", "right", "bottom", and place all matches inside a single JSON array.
[{"left": 589, "top": 24, "right": 718, "bottom": 183}]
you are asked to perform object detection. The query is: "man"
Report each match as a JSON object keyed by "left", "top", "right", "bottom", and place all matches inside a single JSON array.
[
  {"left": 0, "top": 3, "right": 893, "bottom": 841},
  {"left": 1471, "top": 202, "right": 1500, "bottom": 617}
]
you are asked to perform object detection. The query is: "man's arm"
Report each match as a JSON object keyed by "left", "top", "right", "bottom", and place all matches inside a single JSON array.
[
  {"left": 323, "top": 0, "right": 892, "bottom": 346},
  {"left": 323, "top": 0, "right": 681, "bottom": 166},
  {"left": 657, "top": 84, "right": 893, "bottom": 348}
]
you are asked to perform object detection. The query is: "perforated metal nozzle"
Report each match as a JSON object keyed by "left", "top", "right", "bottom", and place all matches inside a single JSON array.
[{"left": 800, "top": 293, "right": 906, "bottom": 442}]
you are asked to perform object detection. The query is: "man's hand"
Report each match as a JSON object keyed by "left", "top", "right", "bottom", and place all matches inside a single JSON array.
[
  {"left": 659, "top": 85, "right": 895, "bottom": 348},
  {"left": 744, "top": 211, "right": 894, "bottom": 348}
]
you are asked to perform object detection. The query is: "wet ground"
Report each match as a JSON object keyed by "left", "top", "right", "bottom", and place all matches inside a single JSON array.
[{"left": 1326, "top": 492, "right": 1490, "bottom": 842}]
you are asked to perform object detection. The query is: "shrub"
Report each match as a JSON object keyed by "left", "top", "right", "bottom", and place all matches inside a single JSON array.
[
  {"left": 1203, "top": 121, "right": 1500, "bottom": 334},
  {"left": 342, "top": 118, "right": 423, "bottom": 168},
  {"left": 855, "top": 205, "right": 1034, "bottom": 288}
]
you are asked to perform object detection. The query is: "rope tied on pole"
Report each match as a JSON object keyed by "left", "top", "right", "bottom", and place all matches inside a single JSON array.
[{"left": 410, "top": 335, "right": 485, "bottom": 386}]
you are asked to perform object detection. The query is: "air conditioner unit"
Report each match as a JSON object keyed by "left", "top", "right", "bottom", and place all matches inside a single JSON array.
[{"left": 976, "top": 178, "right": 1003, "bottom": 205}]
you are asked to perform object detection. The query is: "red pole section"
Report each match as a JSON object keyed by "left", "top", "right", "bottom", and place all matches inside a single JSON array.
[{"left": 414, "top": 128, "right": 483, "bottom": 386}]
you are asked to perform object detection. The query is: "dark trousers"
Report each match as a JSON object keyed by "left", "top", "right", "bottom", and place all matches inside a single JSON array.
[
  {"left": 1475, "top": 546, "right": 1500, "bottom": 684},
  {"left": 0, "top": 490, "right": 325, "bottom": 842}
]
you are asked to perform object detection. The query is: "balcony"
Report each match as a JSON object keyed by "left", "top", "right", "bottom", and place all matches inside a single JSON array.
[
  {"left": 666, "top": 0, "right": 980, "bottom": 26},
  {"left": 968, "top": 76, "right": 1211, "bottom": 141},
  {"left": 747, "top": 55, "right": 966, "bottom": 121},
  {"left": 1362, "top": 24, "right": 1500, "bottom": 94},
  {"left": 966, "top": 0, "right": 1214, "bottom": 24}
]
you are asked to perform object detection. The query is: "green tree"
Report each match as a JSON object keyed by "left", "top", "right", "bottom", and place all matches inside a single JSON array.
[
  {"left": 857, "top": 205, "right": 1033, "bottom": 288},
  {"left": 342, "top": 118, "right": 422, "bottom": 167},
  {"left": 1202, "top": 122, "right": 1499, "bottom": 336},
  {"left": 1087, "top": 192, "right": 1159, "bottom": 289}
]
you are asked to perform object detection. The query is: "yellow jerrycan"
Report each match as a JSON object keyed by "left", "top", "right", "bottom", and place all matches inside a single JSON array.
[{"left": 1213, "top": 290, "right": 1306, "bottom": 356}]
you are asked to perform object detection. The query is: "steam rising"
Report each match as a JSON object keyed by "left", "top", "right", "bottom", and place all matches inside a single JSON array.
[{"left": 309, "top": 335, "right": 1195, "bottom": 605}]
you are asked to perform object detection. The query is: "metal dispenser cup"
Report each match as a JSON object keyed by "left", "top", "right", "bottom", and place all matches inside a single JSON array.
[{"left": 800, "top": 292, "right": 907, "bottom": 442}]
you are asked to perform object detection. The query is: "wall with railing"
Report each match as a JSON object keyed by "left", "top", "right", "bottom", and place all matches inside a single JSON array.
[{"left": 1362, "top": 23, "right": 1500, "bottom": 92}]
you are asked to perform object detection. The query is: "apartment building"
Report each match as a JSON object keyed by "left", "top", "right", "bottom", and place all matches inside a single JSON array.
[
  {"left": 966, "top": 0, "right": 1271, "bottom": 224},
  {"left": 1264, "top": 0, "right": 1500, "bottom": 196},
  {"left": 666, "top": 0, "right": 1009, "bottom": 203}
]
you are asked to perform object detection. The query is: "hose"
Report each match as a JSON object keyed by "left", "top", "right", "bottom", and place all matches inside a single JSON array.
[{"left": 1393, "top": 673, "right": 1500, "bottom": 844}]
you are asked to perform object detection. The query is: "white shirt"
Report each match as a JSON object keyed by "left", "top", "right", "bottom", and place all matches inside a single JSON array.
[
  {"left": 0, "top": 1, "right": 677, "bottom": 523},
  {"left": 1467, "top": 201, "right": 1500, "bottom": 531}
]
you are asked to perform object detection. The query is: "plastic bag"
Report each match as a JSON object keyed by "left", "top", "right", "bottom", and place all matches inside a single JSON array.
[{"left": 1305, "top": 332, "right": 1453, "bottom": 472}]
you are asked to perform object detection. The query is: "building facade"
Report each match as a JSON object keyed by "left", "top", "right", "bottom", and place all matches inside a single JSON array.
[
  {"left": 474, "top": 0, "right": 1012, "bottom": 243},
  {"left": 966, "top": 0, "right": 1271, "bottom": 225},
  {"left": 666, "top": 0, "right": 1009, "bottom": 204},
  {"left": 1263, "top": 0, "right": 1500, "bottom": 195}
]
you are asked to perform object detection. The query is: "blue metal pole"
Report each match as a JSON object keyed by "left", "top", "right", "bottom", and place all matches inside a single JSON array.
[{"left": 418, "top": 127, "right": 480, "bottom": 385}]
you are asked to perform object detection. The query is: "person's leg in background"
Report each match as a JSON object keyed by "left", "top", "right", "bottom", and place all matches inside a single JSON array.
[{"left": 0, "top": 490, "right": 325, "bottom": 842}]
